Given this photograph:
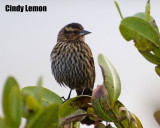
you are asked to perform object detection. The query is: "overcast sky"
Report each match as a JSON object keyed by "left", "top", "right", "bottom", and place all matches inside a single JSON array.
[{"left": 0, "top": 0, "right": 160, "bottom": 128}]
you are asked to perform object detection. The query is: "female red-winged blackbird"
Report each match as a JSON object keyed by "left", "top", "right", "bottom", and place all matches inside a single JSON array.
[{"left": 50, "top": 23, "right": 95, "bottom": 99}]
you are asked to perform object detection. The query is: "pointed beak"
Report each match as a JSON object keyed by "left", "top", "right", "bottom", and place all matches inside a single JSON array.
[{"left": 79, "top": 30, "right": 91, "bottom": 36}]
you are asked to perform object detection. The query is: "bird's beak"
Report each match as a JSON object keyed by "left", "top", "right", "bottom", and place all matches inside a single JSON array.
[{"left": 79, "top": 30, "right": 91, "bottom": 36}]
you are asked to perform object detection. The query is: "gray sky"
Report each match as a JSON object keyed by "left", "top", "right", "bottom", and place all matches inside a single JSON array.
[{"left": 0, "top": 0, "right": 160, "bottom": 127}]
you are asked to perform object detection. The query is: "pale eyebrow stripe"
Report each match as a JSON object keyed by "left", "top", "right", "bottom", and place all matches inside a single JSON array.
[{"left": 65, "top": 27, "right": 79, "bottom": 32}]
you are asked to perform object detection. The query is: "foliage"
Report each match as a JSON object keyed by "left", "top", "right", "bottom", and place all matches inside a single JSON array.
[
  {"left": 115, "top": 0, "right": 160, "bottom": 125},
  {"left": 2, "top": 0, "right": 160, "bottom": 127},
  {"left": 115, "top": 0, "right": 160, "bottom": 77},
  {"left": 2, "top": 77, "right": 22, "bottom": 128},
  {"left": 92, "top": 54, "right": 142, "bottom": 128},
  {"left": 0, "top": 53, "right": 142, "bottom": 128}
]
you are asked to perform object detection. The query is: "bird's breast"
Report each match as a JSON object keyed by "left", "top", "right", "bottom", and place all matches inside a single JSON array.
[{"left": 51, "top": 41, "right": 94, "bottom": 89}]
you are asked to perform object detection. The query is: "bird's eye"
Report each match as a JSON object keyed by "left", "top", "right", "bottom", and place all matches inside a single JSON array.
[{"left": 73, "top": 30, "right": 78, "bottom": 34}]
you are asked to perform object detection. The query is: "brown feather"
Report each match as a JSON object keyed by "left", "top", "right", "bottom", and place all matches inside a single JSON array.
[{"left": 51, "top": 23, "right": 95, "bottom": 96}]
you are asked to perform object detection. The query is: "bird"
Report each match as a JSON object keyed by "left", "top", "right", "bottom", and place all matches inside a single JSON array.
[{"left": 50, "top": 23, "right": 95, "bottom": 100}]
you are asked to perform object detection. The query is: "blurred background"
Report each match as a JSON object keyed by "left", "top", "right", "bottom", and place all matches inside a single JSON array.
[{"left": 0, "top": 0, "right": 160, "bottom": 127}]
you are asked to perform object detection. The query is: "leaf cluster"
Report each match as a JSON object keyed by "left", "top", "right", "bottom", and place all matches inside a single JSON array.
[
  {"left": 115, "top": 0, "right": 160, "bottom": 124},
  {"left": 115, "top": 0, "right": 160, "bottom": 76},
  {"left": 0, "top": 54, "right": 142, "bottom": 128},
  {"left": 2, "top": 1, "right": 159, "bottom": 128}
]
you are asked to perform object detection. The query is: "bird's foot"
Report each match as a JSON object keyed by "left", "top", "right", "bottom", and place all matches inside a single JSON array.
[
  {"left": 60, "top": 96, "right": 68, "bottom": 103},
  {"left": 61, "top": 89, "right": 72, "bottom": 103},
  {"left": 60, "top": 96, "right": 70, "bottom": 103},
  {"left": 61, "top": 96, "right": 67, "bottom": 101}
]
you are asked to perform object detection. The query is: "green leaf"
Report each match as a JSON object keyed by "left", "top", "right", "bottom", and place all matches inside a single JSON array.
[
  {"left": 92, "top": 88, "right": 143, "bottom": 128},
  {"left": 139, "top": 51, "right": 160, "bottom": 65},
  {"left": 155, "top": 65, "right": 160, "bottom": 77},
  {"left": 92, "top": 85, "right": 116, "bottom": 122},
  {"left": 21, "top": 86, "right": 63, "bottom": 107},
  {"left": 22, "top": 95, "right": 41, "bottom": 119},
  {"left": 114, "top": 1, "right": 123, "bottom": 19},
  {"left": 26, "top": 104, "right": 59, "bottom": 128},
  {"left": 3, "top": 77, "right": 22, "bottom": 128},
  {"left": 0, "top": 117, "right": 9, "bottom": 128},
  {"left": 145, "top": 0, "right": 150, "bottom": 21},
  {"left": 98, "top": 54, "right": 121, "bottom": 106},
  {"left": 34, "top": 77, "right": 43, "bottom": 103},
  {"left": 134, "top": 12, "right": 159, "bottom": 32},
  {"left": 133, "top": 114, "right": 143, "bottom": 128},
  {"left": 36, "top": 77, "right": 42, "bottom": 87},
  {"left": 58, "top": 95, "right": 91, "bottom": 118},
  {"left": 0, "top": 117, "right": 3, "bottom": 127},
  {"left": 153, "top": 49, "right": 160, "bottom": 58},
  {"left": 20, "top": 78, "right": 44, "bottom": 119},
  {"left": 87, "top": 106, "right": 99, "bottom": 121},
  {"left": 61, "top": 109, "right": 87, "bottom": 125},
  {"left": 120, "top": 16, "right": 160, "bottom": 52},
  {"left": 0, "top": 117, "right": 5, "bottom": 128},
  {"left": 113, "top": 101, "right": 143, "bottom": 128}
]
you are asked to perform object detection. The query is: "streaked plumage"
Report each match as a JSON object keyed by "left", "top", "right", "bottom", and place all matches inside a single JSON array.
[{"left": 51, "top": 23, "right": 95, "bottom": 97}]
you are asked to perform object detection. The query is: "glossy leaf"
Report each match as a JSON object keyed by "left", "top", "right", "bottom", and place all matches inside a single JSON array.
[
  {"left": 92, "top": 88, "right": 143, "bottom": 128},
  {"left": 98, "top": 54, "right": 121, "bottom": 106},
  {"left": 134, "top": 12, "right": 159, "bottom": 32},
  {"left": 21, "top": 86, "right": 63, "bottom": 107},
  {"left": 58, "top": 95, "right": 91, "bottom": 118},
  {"left": 26, "top": 104, "right": 59, "bottom": 128},
  {"left": 120, "top": 16, "right": 160, "bottom": 52},
  {"left": 92, "top": 85, "right": 116, "bottom": 122},
  {"left": 3, "top": 77, "right": 22, "bottom": 128}
]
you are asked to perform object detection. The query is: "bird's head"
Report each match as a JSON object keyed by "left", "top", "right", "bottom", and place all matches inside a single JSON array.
[{"left": 58, "top": 23, "right": 91, "bottom": 42}]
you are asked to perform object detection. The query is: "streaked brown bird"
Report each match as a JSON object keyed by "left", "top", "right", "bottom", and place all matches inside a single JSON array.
[{"left": 50, "top": 23, "right": 95, "bottom": 99}]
